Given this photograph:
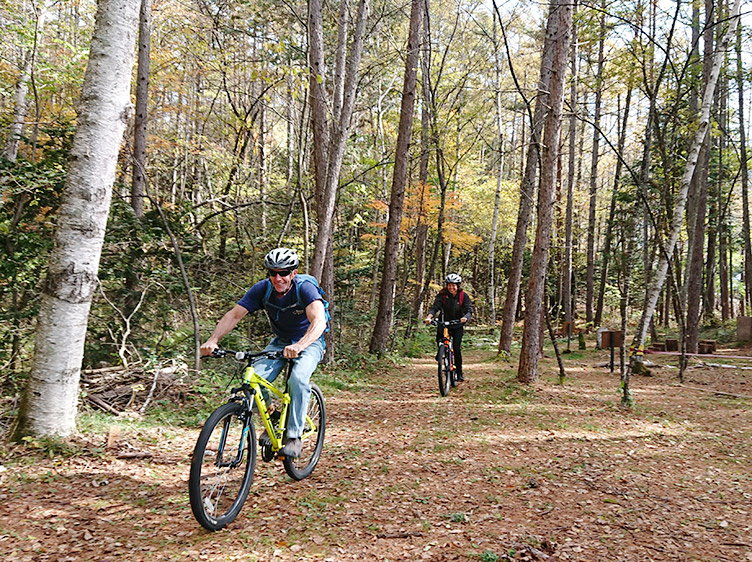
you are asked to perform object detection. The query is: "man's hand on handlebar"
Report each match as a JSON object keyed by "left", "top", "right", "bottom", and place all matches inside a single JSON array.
[
  {"left": 283, "top": 343, "right": 303, "bottom": 359},
  {"left": 200, "top": 340, "right": 218, "bottom": 357}
]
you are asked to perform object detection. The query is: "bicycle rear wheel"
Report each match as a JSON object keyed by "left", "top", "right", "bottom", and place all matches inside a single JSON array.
[
  {"left": 437, "top": 345, "right": 450, "bottom": 396},
  {"left": 284, "top": 383, "right": 326, "bottom": 480},
  {"left": 189, "top": 402, "right": 256, "bottom": 531}
]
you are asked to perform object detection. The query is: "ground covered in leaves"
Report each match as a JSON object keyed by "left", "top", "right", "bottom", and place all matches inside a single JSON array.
[{"left": 2, "top": 343, "right": 751, "bottom": 562}]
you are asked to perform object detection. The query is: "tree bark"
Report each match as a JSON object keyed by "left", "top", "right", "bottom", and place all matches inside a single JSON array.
[
  {"left": 4, "top": 4, "right": 46, "bottom": 162},
  {"left": 629, "top": 0, "right": 741, "bottom": 373},
  {"left": 12, "top": 0, "right": 140, "bottom": 440},
  {"left": 517, "top": 0, "right": 573, "bottom": 383},
  {"left": 309, "top": 0, "right": 369, "bottom": 286},
  {"left": 686, "top": 0, "right": 715, "bottom": 354},
  {"left": 563, "top": 18, "right": 578, "bottom": 328},
  {"left": 488, "top": 10, "right": 506, "bottom": 325},
  {"left": 497, "top": 1, "right": 557, "bottom": 355},
  {"left": 412, "top": 2, "right": 432, "bottom": 322},
  {"left": 585, "top": 8, "right": 605, "bottom": 325},
  {"left": 369, "top": 0, "right": 423, "bottom": 355},
  {"left": 595, "top": 88, "right": 632, "bottom": 327},
  {"left": 737, "top": 23, "right": 752, "bottom": 314},
  {"left": 131, "top": 0, "right": 151, "bottom": 218}
]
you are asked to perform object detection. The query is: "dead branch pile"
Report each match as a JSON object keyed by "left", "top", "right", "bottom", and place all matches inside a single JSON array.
[{"left": 81, "top": 360, "right": 192, "bottom": 415}]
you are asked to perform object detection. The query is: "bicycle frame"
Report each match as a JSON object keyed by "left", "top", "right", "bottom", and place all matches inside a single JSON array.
[
  {"left": 242, "top": 366, "right": 291, "bottom": 452},
  {"left": 235, "top": 360, "right": 319, "bottom": 454},
  {"left": 439, "top": 326, "right": 454, "bottom": 370}
]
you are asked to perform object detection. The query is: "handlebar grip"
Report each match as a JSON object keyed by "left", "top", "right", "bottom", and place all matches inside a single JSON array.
[{"left": 201, "top": 349, "right": 287, "bottom": 361}]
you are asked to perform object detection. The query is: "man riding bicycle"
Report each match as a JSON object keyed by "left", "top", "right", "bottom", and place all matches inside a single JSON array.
[
  {"left": 200, "top": 248, "right": 327, "bottom": 458},
  {"left": 424, "top": 273, "right": 473, "bottom": 381}
]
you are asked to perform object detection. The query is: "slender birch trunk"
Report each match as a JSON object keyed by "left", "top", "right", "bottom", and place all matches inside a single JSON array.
[
  {"left": 628, "top": 0, "right": 742, "bottom": 370},
  {"left": 12, "top": 0, "right": 140, "bottom": 439},
  {"left": 309, "top": 0, "right": 369, "bottom": 286},
  {"left": 5, "top": 5, "right": 47, "bottom": 162}
]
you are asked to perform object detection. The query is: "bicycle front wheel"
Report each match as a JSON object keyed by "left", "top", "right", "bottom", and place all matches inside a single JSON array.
[
  {"left": 449, "top": 346, "right": 458, "bottom": 388},
  {"left": 284, "top": 383, "right": 326, "bottom": 480},
  {"left": 437, "top": 345, "right": 450, "bottom": 396},
  {"left": 189, "top": 402, "right": 256, "bottom": 531}
]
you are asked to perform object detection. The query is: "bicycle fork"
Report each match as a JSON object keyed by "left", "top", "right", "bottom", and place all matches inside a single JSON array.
[{"left": 216, "top": 416, "right": 249, "bottom": 469}]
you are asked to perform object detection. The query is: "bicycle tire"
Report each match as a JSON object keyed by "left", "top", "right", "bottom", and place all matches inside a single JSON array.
[
  {"left": 283, "top": 383, "right": 326, "bottom": 480},
  {"left": 437, "top": 345, "right": 450, "bottom": 396},
  {"left": 189, "top": 402, "right": 256, "bottom": 531},
  {"left": 449, "top": 345, "right": 458, "bottom": 388}
]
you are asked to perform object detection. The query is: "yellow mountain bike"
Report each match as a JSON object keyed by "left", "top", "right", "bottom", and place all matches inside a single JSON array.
[{"left": 188, "top": 349, "right": 325, "bottom": 531}]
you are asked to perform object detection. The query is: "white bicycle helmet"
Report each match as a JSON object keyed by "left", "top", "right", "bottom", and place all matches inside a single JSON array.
[
  {"left": 264, "top": 247, "right": 300, "bottom": 270},
  {"left": 445, "top": 273, "right": 462, "bottom": 284}
]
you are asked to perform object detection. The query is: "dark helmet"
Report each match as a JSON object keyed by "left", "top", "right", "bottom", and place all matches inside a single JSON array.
[
  {"left": 264, "top": 247, "right": 300, "bottom": 270},
  {"left": 445, "top": 273, "right": 462, "bottom": 284}
]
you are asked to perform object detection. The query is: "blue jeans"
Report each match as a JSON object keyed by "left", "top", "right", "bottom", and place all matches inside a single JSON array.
[{"left": 253, "top": 336, "right": 324, "bottom": 439}]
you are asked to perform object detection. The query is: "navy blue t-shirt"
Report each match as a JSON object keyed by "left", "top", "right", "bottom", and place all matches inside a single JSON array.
[{"left": 237, "top": 278, "right": 322, "bottom": 341}]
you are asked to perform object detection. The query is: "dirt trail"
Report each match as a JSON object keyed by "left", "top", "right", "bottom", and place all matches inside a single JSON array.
[{"left": 2, "top": 348, "right": 751, "bottom": 561}]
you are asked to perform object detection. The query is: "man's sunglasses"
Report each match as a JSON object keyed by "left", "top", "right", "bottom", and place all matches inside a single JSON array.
[{"left": 268, "top": 269, "right": 294, "bottom": 278}]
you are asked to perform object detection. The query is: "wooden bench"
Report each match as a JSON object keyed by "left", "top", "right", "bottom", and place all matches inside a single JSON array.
[
  {"left": 464, "top": 326, "right": 495, "bottom": 336},
  {"left": 699, "top": 340, "right": 716, "bottom": 354},
  {"left": 665, "top": 338, "right": 679, "bottom": 352}
]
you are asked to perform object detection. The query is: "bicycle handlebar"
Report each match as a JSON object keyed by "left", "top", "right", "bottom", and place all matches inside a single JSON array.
[
  {"left": 426, "top": 319, "right": 464, "bottom": 327},
  {"left": 202, "top": 349, "right": 288, "bottom": 362}
]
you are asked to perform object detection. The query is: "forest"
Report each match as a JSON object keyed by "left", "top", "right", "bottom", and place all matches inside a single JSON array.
[{"left": 1, "top": 0, "right": 751, "bottom": 435}]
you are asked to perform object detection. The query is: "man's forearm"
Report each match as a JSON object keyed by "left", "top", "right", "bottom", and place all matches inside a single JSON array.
[{"left": 203, "top": 305, "right": 247, "bottom": 347}]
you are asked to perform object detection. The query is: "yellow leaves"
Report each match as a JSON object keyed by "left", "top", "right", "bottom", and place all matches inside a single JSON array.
[
  {"left": 369, "top": 199, "right": 389, "bottom": 213},
  {"left": 363, "top": 180, "right": 483, "bottom": 253},
  {"left": 443, "top": 223, "right": 481, "bottom": 252}
]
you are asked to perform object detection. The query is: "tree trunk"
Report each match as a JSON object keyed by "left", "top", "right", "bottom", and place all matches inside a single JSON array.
[
  {"left": 517, "top": 0, "right": 573, "bottom": 383},
  {"left": 686, "top": 0, "right": 715, "bottom": 353},
  {"left": 629, "top": 0, "right": 741, "bottom": 372},
  {"left": 370, "top": 0, "right": 423, "bottom": 355},
  {"left": 488, "top": 11, "right": 506, "bottom": 325},
  {"left": 497, "top": 1, "right": 557, "bottom": 354},
  {"left": 4, "top": 5, "right": 47, "bottom": 162},
  {"left": 563, "top": 19, "right": 578, "bottom": 327},
  {"left": 131, "top": 0, "right": 151, "bottom": 218},
  {"left": 309, "top": 0, "right": 369, "bottom": 285},
  {"left": 411, "top": 4, "right": 431, "bottom": 322},
  {"left": 585, "top": 8, "right": 605, "bottom": 325},
  {"left": 737, "top": 23, "right": 752, "bottom": 314},
  {"left": 12, "top": 0, "right": 140, "bottom": 440},
  {"left": 595, "top": 88, "right": 632, "bottom": 326}
]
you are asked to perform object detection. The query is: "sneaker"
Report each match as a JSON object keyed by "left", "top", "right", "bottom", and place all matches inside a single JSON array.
[
  {"left": 258, "top": 410, "right": 280, "bottom": 447},
  {"left": 280, "top": 437, "right": 302, "bottom": 458},
  {"left": 258, "top": 430, "right": 272, "bottom": 447}
]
